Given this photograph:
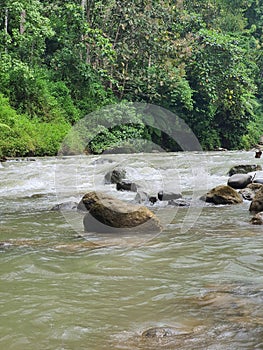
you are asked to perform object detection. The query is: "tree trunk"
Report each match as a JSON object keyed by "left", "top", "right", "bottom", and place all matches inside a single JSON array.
[
  {"left": 20, "top": 10, "right": 26, "bottom": 35},
  {"left": 81, "top": 0, "right": 87, "bottom": 11},
  {"left": 4, "top": 8, "right": 8, "bottom": 34},
  {"left": 4, "top": 8, "right": 8, "bottom": 53}
]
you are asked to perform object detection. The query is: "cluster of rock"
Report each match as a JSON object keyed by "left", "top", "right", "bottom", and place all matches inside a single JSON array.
[
  {"left": 52, "top": 163, "right": 263, "bottom": 232},
  {"left": 52, "top": 166, "right": 190, "bottom": 233},
  {"left": 201, "top": 164, "right": 263, "bottom": 225},
  {"left": 104, "top": 167, "right": 188, "bottom": 206}
]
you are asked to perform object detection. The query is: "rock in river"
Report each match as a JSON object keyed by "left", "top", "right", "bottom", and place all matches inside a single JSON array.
[
  {"left": 142, "top": 326, "right": 191, "bottom": 338},
  {"left": 158, "top": 191, "right": 182, "bottom": 201},
  {"left": 249, "top": 186, "right": 263, "bottom": 212},
  {"left": 80, "top": 191, "right": 162, "bottom": 233},
  {"left": 168, "top": 198, "right": 191, "bottom": 207},
  {"left": 253, "top": 178, "right": 263, "bottom": 184},
  {"left": 51, "top": 201, "right": 78, "bottom": 211},
  {"left": 250, "top": 212, "right": 263, "bottom": 225},
  {"left": 116, "top": 181, "right": 138, "bottom": 192},
  {"left": 227, "top": 173, "right": 252, "bottom": 189},
  {"left": 104, "top": 168, "right": 126, "bottom": 184},
  {"left": 201, "top": 185, "right": 243, "bottom": 205},
  {"left": 228, "top": 164, "right": 262, "bottom": 176},
  {"left": 134, "top": 191, "right": 158, "bottom": 205},
  {"left": 239, "top": 183, "right": 263, "bottom": 201}
]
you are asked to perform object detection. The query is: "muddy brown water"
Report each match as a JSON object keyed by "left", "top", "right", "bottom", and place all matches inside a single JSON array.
[{"left": 0, "top": 151, "right": 263, "bottom": 349}]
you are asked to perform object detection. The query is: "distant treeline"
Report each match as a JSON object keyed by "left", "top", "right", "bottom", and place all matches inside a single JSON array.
[{"left": 0, "top": 0, "right": 262, "bottom": 156}]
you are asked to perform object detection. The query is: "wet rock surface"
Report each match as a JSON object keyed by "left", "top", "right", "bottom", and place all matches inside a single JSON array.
[
  {"left": 168, "top": 198, "right": 191, "bottom": 207},
  {"left": 51, "top": 201, "right": 78, "bottom": 211},
  {"left": 116, "top": 181, "right": 138, "bottom": 192},
  {"left": 157, "top": 191, "right": 182, "bottom": 201},
  {"left": 104, "top": 168, "right": 127, "bottom": 184},
  {"left": 239, "top": 183, "right": 263, "bottom": 201},
  {"left": 141, "top": 326, "right": 191, "bottom": 338},
  {"left": 201, "top": 185, "right": 243, "bottom": 205},
  {"left": 228, "top": 164, "right": 262, "bottom": 176},
  {"left": 227, "top": 173, "right": 252, "bottom": 189},
  {"left": 80, "top": 191, "right": 162, "bottom": 233},
  {"left": 250, "top": 211, "right": 263, "bottom": 224},
  {"left": 249, "top": 185, "right": 263, "bottom": 212}
]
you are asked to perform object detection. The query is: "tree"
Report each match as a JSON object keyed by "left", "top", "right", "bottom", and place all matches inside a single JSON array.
[
  {"left": 185, "top": 29, "right": 257, "bottom": 149},
  {"left": 0, "top": 0, "right": 54, "bottom": 64}
]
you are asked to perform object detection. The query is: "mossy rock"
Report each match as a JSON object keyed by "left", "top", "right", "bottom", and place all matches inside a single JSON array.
[
  {"left": 80, "top": 191, "right": 162, "bottom": 233},
  {"left": 201, "top": 185, "right": 243, "bottom": 205}
]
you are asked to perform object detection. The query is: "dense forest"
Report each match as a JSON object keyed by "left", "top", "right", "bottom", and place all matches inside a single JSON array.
[{"left": 0, "top": 0, "right": 262, "bottom": 156}]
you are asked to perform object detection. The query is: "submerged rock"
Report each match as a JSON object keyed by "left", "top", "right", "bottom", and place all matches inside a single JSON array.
[
  {"left": 135, "top": 191, "right": 149, "bottom": 203},
  {"left": 201, "top": 185, "right": 243, "bottom": 205},
  {"left": 142, "top": 326, "right": 191, "bottom": 338},
  {"left": 81, "top": 191, "right": 162, "bottom": 233},
  {"left": 90, "top": 158, "right": 115, "bottom": 165},
  {"left": 51, "top": 201, "right": 78, "bottom": 211},
  {"left": 228, "top": 164, "right": 261, "bottom": 176},
  {"left": 249, "top": 186, "right": 263, "bottom": 212},
  {"left": 227, "top": 174, "right": 252, "bottom": 189},
  {"left": 168, "top": 198, "right": 191, "bottom": 207}
]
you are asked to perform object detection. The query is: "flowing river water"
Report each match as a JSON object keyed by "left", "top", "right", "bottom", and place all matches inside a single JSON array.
[{"left": 1, "top": 151, "right": 263, "bottom": 349}]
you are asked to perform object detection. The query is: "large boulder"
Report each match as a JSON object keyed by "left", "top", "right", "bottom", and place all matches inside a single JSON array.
[
  {"left": 250, "top": 212, "right": 263, "bottom": 225},
  {"left": 80, "top": 191, "right": 162, "bottom": 233},
  {"left": 228, "top": 164, "right": 261, "bottom": 176},
  {"left": 249, "top": 186, "right": 263, "bottom": 212},
  {"left": 227, "top": 174, "right": 252, "bottom": 189},
  {"left": 201, "top": 185, "right": 243, "bottom": 205}
]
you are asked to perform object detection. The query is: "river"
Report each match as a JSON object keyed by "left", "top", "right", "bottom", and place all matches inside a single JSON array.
[{"left": 0, "top": 151, "right": 263, "bottom": 349}]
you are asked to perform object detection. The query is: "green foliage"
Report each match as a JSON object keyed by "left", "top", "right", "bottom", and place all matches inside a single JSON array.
[
  {"left": 32, "top": 120, "right": 71, "bottom": 156},
  {"left": 0, "top": 94, "right": 70, "bottom": 157},
  {"left": 185, "top": 29, "right": 257, "bottom": 149},
  {"left": 241, "top": 110, "right": 263, "bottom": 149},
  {"left": 88, "top": 123, "right": 147, "bottom": 154},
  {"left": 0, "top": 94, "right": 36, "bottom": 156},
  {"left": 1, "top": 0, "right": 54, "bottom": 63},
  {"left": 0, "top": 0, "right": 262, "bottom": 154}
]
